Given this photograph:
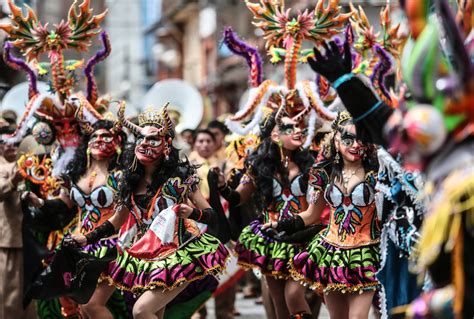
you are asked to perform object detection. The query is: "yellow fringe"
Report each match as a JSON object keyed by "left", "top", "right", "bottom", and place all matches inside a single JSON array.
[{"left": 416, "top": 169, "right": 474, "bottom": 272}]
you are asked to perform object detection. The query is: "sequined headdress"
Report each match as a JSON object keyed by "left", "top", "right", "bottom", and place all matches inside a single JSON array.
[{"left": 118, "top": 102, "right": 174, "bottom": 137}]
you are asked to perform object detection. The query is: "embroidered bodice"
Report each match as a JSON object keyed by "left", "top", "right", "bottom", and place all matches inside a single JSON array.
[
  {"left": 70, "top": 170, "right": 121, "bottom": 234},
  {"left": 129, "top": 175, "right": 200, "bottom": 226},
  {"left": 308, "top": 163, "right": 380, "bottom": 248},
  {"left": 241, "top": 171, "right": 309, "bottom": 223},
  {"left": 118, "top": 173, "right": 203, "bottom": 257}
]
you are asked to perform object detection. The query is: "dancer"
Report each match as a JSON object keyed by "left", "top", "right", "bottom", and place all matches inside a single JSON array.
[
  {"left": 215, "top": 110, "right": 317, "bottom": 319},
  {"left": 218, "top": 1, "right": 352, "bottom": 317},
  {"left": 24, "top": 114, "right": 127, "bottom": 318},
  {"left": 0, "top": 1, "right": 127, "bottom": 317},
  {"left": 303, "top": 0, "right": 474, "bottom": 316},
  {"left": 74, "top": 104, "right": 229, "bottom": 319},
  {"left": 264, "top": 111, "right": 381, "bottom": 319}
]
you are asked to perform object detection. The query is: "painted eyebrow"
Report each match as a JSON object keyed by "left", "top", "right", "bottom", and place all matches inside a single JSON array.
[
  {"left": 279, "top": 123, "right": 297, "bottom": 128},
  {"left": 91, "top": 132, "right": 113, "bottom": 137},
  {"left": 340, "top": 131, "right": 356, "bottom": 138}
]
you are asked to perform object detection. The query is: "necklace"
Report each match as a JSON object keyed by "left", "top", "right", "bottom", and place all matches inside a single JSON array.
[
  {"left": 89, "top": 171, "right": 98, "bottom": 189},
  {"left": 342, "top": 168, "right": 357, "bottom": 191}
]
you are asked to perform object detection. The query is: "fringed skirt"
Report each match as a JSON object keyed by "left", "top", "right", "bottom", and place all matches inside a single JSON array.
[
  {"left": 235, "top": 220, "right": 302, "bottom": 279},
  {"left": 103, "top": 233, "right": 229, "bottom": 294},
  {"left": 291, "top": 235, "right": 381, "bottom": 293}
]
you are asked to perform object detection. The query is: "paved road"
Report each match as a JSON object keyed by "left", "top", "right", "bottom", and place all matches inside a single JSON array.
[{"left": 206, "top": 292, "right": 331, "bottom": 319}]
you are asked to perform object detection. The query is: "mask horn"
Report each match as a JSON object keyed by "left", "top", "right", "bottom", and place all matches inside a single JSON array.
[
  {"left": 275, "top": 101, "right": 286, "bottom": 126},
  {"left": 117, "top": 101, "right": 143, "bottom": 135},
  {"left": 161, "top": 102, "right": 174, "bottom": 135},
  {"left": 74, "top": 101, "right": 94, "bottom": 135}
]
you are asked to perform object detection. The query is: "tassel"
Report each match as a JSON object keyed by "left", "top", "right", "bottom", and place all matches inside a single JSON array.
[
  {"left": 115, "top": 146, "right": 122, "bottom": 164},
  {"left": 86, "top": 147, "right": 91, "bottom": 168},
  {"left": 130, "top": 155, "right": 138, "bottom": 172}
]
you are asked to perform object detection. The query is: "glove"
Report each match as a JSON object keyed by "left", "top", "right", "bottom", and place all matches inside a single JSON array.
[
  {"left": 275, "top": 224, "right": 324, "bottom": 243},
  {"left": 85, "top": 221, "right": 116, "bottom": 245},
  {"left": 276, "top": 215, "right": 305, "bottom": 234},
  {"left": 308, "top": 39, "right": 352, "bottom": 83}
]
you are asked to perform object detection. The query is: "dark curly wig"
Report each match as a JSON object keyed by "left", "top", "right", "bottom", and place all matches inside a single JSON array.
[
  {"left": 245, "top": 112, "right": 315, "bottom": 211},
  {"left": 65, "top": 120, "right": 127, "bottom": 184},
  {"left": 117, "top": 131, "right": 197, "bottom": 207}
]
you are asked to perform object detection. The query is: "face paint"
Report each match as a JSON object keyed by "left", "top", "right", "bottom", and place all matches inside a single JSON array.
[
  {"left": 277, "top": 117, "right": 306, "bottom": 151},
  {"left": 88, "top": 128, "right": 118, "bottom": 160},
  {"left": 134, "top": 126, "right": 165, "bottom": 165},
  {"left": 337, "top": 125, "right": 366, "bottom": 162}
]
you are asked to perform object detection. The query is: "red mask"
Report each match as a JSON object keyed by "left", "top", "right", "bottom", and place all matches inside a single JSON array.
[
  {"left": 134, "top": 126, "right": 165, "bottom": 165},
  {"left": 88, "top": 129, "right": 119, "bottom": 160},
  {"left": 53, "top": 119, "right": 80, "bottom": 148}
]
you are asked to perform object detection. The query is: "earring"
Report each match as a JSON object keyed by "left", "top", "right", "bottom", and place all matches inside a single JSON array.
[
  {"left": 277, "top": 140, "right": 289, "bottom": 168},
  {"left": 335, "top": 151, "right": 340, "bottom": 164},
  {"left": 164, "top": 137, "right": 173, "bottom": 161},
  {"left": 130, "top": 155, "right": 138, "bottom": 172},
  {"left": 277, "top": 140, "right": 284, "bottom": 160},
  {"left": 86, "top": 147, "right": 91, "bottom": 168},
  {"left": 115, "top": 146, "right": 122, "bottom": 164},
  {"left": 164, "top": 144, "right": 170, "bottom": 161}
]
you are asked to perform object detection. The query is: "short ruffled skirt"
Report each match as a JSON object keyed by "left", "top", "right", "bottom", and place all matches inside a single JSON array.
[
  {"left": 235, "top": 220, "right": 302, "bottom": 279},
  {"left": 103, "top": 233, "right": 229, "bottom": 294},
  {"left": 290, "top": 235, "right": 381, "bottom": 293}
]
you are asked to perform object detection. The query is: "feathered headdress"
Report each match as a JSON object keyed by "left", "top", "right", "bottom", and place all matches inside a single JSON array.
[
  {"left": 223, "top": 0, "right": 353, "bottom": 148},
  {"left": 0, "top": 0, "right": 111, "bottom": 145}
]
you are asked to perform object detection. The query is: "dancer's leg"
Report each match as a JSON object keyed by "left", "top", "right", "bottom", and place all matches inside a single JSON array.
[
  {"left": 284, "top": 280, "right": 311, "bottom": 315},
  {"left": 265, "top": 276, "right": 289, "bottom": 319},
  {"left": 81, "top": 282, "right": 115, "bottom": 319},
  {"left": 132, "top": 283, "right": 188, "bottom": 319},
  {"left": 325, "top": 291, "right": 349, "bottom": 319},
  {"left": 347, "top": 290, "right": 375, "bottom": 319}
]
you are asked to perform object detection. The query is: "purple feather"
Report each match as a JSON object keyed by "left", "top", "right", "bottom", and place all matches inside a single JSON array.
[
  {"left": 372, "top": 45, "right": 394, "bottom": 103},
  {"left": 85, "top": 31, "right": 111, "bottom": 103},
  {"left": 3, "top": 42, "right": 38, "bottom": 97},
  {"left": 223, "top": 26, "right": 263, "bottom": 87}
]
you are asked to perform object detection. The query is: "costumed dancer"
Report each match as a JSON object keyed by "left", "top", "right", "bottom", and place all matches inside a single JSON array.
[
  {"left": 218, "top": 1, "right": 352, "bottom": 318},
  {"left": 264, "top": 111, "right": 381, "bottom": 318},
  {"left": 74, "top": 104, "right": 229, "bottom": 319},
  {"left": 0, "top": 1, "right": 130, "bottom": 317},
  {"left": 216, "top": 107, "right": 317, "bottom": 318},
  {"left": 304, "top": 0, "right": 474, "bottom": 316},
  {"left": 26, "top": 108, "right": 126, "bottom": 318}
]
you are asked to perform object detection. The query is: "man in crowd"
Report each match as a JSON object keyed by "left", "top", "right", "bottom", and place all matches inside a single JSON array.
[
  {"left": 189, "top": 129, "right": 218, "bottom": 199},
  {"left": 207, "top": 121, "right": 228, "bottom": 168}
]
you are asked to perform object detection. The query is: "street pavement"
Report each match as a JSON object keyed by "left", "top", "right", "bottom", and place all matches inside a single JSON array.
[{"left": 205, "top": 292, "right": 331, "bottom": 319}]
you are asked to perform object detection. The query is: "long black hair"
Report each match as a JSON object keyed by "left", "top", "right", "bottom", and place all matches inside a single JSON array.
[
  {"left": 117, "top": 130, "right": 197, "bottom": 207},
  {"left": 245, "top": 112, "right": 314, "bottom": 211},
  {"left": 66, "top": 120, "right": 127, "bottom": 184}
]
